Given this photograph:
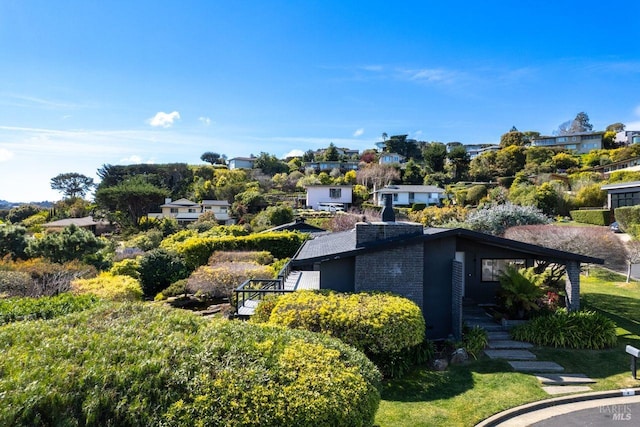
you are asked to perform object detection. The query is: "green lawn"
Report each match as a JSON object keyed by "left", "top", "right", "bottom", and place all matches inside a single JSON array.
[{"left": 375, "top": 267, "right": 640, "bottom": 426}]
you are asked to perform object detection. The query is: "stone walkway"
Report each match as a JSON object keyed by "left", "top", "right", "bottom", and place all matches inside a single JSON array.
[{"left": 465, "top": 307, "right": 595, "bottom": 395}]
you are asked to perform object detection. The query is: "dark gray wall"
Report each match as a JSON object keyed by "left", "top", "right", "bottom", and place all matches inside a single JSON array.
[
  {"left": 457, "top": 239, "right": 535, "bottom": 304},
  {"left": 423, "top": 236, "right": 457, "bottom": 339},
  {"left": 320, "top": 258, "right": 355, "bottom": 292}
]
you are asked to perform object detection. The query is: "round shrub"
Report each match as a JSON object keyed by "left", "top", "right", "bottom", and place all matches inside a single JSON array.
[
  {"left": 186, "top": 262, "right": 274, "bottom": 299},
  {"left": 71, "top": 272, "right": 143, "bottom": 301},
  {"left": 255, "top": 291, "right": 425, "bottom": 375},
  {"left": 138, "top": 249, "right": 188, "bottom": 298},
  {"left": 109, "top": 258, "right": 141, "bottom": 280},
  {"left": 0, "top": 303, "right": 381, "bottom": 426},
  {"left": 511, "top": 309, "right": 617, "bottom": 349}
]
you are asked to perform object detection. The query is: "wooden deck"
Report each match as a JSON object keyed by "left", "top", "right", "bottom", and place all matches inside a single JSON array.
[{"left": 236, "top": 271, "right": 320, "bottom": 317}]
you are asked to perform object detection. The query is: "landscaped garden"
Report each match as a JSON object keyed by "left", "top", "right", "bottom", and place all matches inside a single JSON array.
[{"left": 374, "top": 266, "right": 640, "bottom": 426}]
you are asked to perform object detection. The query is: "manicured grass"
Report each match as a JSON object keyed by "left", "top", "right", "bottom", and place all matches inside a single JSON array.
[{"left": 375, "top": 267, "right": 640, "bottom": 426}]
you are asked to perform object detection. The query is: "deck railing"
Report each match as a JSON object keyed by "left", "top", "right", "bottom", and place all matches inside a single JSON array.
[{"left": 234, "top": 278, "right": 293, "bottom": 317}]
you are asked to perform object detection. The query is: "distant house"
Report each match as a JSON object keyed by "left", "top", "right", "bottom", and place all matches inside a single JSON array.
[
  {"left": 286, "top": 202, "right": 602, "bottom": 340},
  {"left": 262, "top": 217, "right": 326, "bottom": 234},
  {"left": 378, "top": 153, "right": 405, "bottom": 165},
  {"left": 615, "top": 130, "right": 640, "bottom": 146},
  {"left": 303, "top": 161, "right": 360, "bottom": 173},
  {"left": 42, "top": 216, "right": 112, "bottom": 235},
  {"left": 373, "top": 185, "right": 445, "bottom": 207},
  {"left": 228, "top": 157, "right": 257, "bottom": 170},
  {"left": 305, "top": 185, "right": 353, "bottom": 211},
  {"left": 601, "top": 181, "right": 640, "bottom": 209},
  {"left": 590, "top": 156, "right": 640, "bottom": 177},
  {"left": 149, "top": 198, "right": 234, "bottom": 225},
  {"left": 530, "top": 132, "right": 604, "bottom": 154},
  {"left": 464, "top": 144, "right": 500, "bottom": 160}
]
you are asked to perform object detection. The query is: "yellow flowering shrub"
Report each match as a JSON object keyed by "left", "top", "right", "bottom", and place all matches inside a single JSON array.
[{"left": 71, "top": 272, "right": 143, "bottom": 301}]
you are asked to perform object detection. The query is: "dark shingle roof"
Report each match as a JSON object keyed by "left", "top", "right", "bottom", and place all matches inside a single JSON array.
[{"left": 292, "top": 225, "right": 604, "bottom": 265}]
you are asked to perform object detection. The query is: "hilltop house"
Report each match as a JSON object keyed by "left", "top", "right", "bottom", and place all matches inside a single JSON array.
[
  {"left": 149, "top": 198, "right": 234, "bottom": 225},
  {"left": 228, "top": 157, "right": 257, "bottom": 170},
  {"left": 287, "top": 199, "right": 603, "bottom": 340},
  {"left": 373, "top": 185, "right": 446, "bottom": 207},
  {"left": 530, "top": 132, "right": 604, "bottom": 154},
  {"left": 378, "top": 153, "right": 405, "bottom": 165}
]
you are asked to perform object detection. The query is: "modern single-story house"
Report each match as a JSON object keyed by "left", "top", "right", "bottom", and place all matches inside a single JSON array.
[
  {"left": 601, "top": 181, "right": 640, "bottom": 209},
  {"left": 289, "top": 200, "right": 603, "bottom": 340},
  {"left": 373, "top": 185, "right": 446, "bottom": 207},
  {"left": 42, "top": 216, "right": 112, "bottom": 235},
  {"left": 303, "top": 161, "right": 360, "bottom": 173},
  {"left": 228, "top": 157, "right": 257, "bottom": 170},
  {"left": 149, "top": 198, "right": 234, "bottom": 225},
  {"left": 591, "top": 156, "right": 640, "bottom": 178},
  {"left": 305, "top": 185, "right": 353, "bottom": 211}
]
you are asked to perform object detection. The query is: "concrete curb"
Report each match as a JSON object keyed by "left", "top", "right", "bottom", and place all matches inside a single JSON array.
[{"left": 475, "top": 388, "right": 640, "bottom": 426}]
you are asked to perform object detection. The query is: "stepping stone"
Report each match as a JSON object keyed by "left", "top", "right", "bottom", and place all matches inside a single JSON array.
[
  {"left": 487, "top": 340, "right": 533, "bottom": 349},
  {"left": 509, "top": 361, "right": 564, "bottom": 373},
  {"left": 477, "top": 324, "right": 504, "bottom": 332},
  {"left": 541, "top": 385, "right": 592, "bottom": 395},
  {"left": 487, "top": 331, "right": 510, "bottom": 340},
  {"left": 485, "top": 349, "right": 537, "bottom": 360},
  {"left": 535, "top": 373, "right": 596, "bottom": 385}
]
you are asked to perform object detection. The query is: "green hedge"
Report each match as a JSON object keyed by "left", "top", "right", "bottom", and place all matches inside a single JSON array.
[
  {"left": 614, "top": 206, "right": 640, "bottom": 232},
  {"left": 0, "top": 293, "right": 101, "bottom": 325},
  {"left": 569, "top": 209, "right": 611, "bottom": 226},
  {"left": 0, "top": 303, "right": 381, "bottom": 427},
  {"left": 511, "top": 309, "right": 617, "bottom": 349},
  {"left": 162, "top": 232, "right": 308, "bottom": 270},
  {"left": 252, "top": 291, "right": 426, "bottom": 377}
]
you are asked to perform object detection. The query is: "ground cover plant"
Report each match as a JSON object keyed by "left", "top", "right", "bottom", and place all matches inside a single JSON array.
[
  {"left": 0, "top": 293, "right": 100, "bottom": 325},
  {"left": 71, "top": 272, "right": 143, "bottom": 301},
  {"left": 0, "top": 303, "right": 381, "bottom": 427}
]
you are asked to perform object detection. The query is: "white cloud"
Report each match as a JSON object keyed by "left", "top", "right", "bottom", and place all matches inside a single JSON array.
[
  {"left": 353, "top": 128, "right": 365, "bottom": 137},
  {"left": 0, "top": 148, "right": 14, "bottom": 162},
  {"left": 406, "top": 68, "right": 457, "bottom": 84},
  {"left": 199, "top": 116, "right": 211, "bottom": 126},
  {"left": 148, "top": 111, "right": 181, "bottom": 128},
  {"left": 283, "top": 149, "right": 304, "bottom": 158}
]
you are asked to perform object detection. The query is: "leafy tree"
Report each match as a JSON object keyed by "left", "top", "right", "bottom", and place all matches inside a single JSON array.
[
  {"left": 422, "top": 142, "right": 447, "bottom": 172},
  {"left": 302, "top": 149, "right": 316, "bottom": 162},
  {"left": 7, "top": 205, "right": 43, "bottom": 224},
  {"left": 213, "top": 169, "right": 249, "bottom": 202},
  {"left": 138, "top": 248, "right": 188, "bottom": 297},
  {"left": 575, "top": 183, "right": 606, "bottom": 208},
  {"left": 446, "top": 145, "right": 470, "bottom": 181},
  {"left": 96, "top": 163, "right": 193, "bottom": 199},
  {"left": 26, "top": 224, "right": 106, "bottom": 265},
  {"left": 551, "top": 152, "right": 580, "bottom": 170},
  {"left": 95, "top": 176, "right": 168, "bottom": 226},
  {"left": 500, "top": 131, "right": 524, "bottom": 147},
  {"left": 50, "top": 172, "right": 95, "bottom": 199},
  {"left": 469, "top": 151, "right": 500, "bottom": 181},
  {"left": 352, "top": 184, "right": 371, "bottom": 206},
  {"left": 533, "top": 182, "right": 559, "bottom": 215},
  {"left": 323, "top": 143, "right": 340, "bottom": 161},
  {"left": 200, "top": 152, "right": 223, "bottom": 165},
  {"left": 606, "top": 122, "right": 626, "bottom": 133},
  {"left": 254, "top": 152, "right": 288, "bottom": 175},
  {"left": 557, "top": 112, "right": 594, "bottom": 135},
  {"left": 384, "top": 135, "right": 421, "bottom": 159},
  {"left": 466, "top": 185, "right": 488, "bottom": 205},
  {"left": 0, "top": 225, "right": 28, "bottom": 259},
  {"left": 402, "top": 159, "right": 424, "bottom": 185},
  {"left": 360, "top": 149, "right": 378, "bottom": 164},
  {"left": 496, "top": 145, "right": 526, "bottom": 177}
]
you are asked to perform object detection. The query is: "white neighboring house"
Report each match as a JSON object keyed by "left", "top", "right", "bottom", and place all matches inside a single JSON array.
[
  {"left": 305, "top": 185, "right": 353, "bottom": 211},
  {"left": 149, "top": 198, "right": 234, "bottom": 225},
  {"left": 228, "top": 157, "right": 257, "bottom": 170},
  {"left": 373, "top": 185, "right": 446, "bottom": 207}
]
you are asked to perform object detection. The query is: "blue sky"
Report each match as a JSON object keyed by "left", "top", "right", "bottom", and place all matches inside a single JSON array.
[{"left": 1, "top": 1, "right": 640, "bottom": 202}]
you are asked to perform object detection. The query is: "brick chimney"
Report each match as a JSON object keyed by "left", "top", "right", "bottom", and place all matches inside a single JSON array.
[{"left": 355, "top": 194, "right": 423, "bottom": 246}]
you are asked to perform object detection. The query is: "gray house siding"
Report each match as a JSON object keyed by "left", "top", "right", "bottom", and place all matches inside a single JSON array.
[
  {"left": 319, "top": 258, "right": 355, "bottom": 292},
  {"left": 423, "top": 237, "right": 456, "bottom": 339}
]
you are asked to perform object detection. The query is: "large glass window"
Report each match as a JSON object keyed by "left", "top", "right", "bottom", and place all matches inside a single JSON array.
[
  {"left": 329, "top": 188, "right": 342, "bottom": 198},
  {"left": 481, "top": 259, "right": 525, "bottom": 282}
]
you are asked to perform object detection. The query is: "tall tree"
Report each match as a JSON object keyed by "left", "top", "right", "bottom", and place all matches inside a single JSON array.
[
  {"left": 446, "top": 145, "right": 470, "bottom": 181},
  {"left": 500, "top": 130, "right": 525, "bottom": 148},
  {"left": 422, "top": 142, "right": 447, "bottom": 172},
  {"left": 558, "top": 112, "right": 594, "bottom": 135},
  {"left": 254, "top": 152, "right": 288, "bottom": 175},
  {"left": 94, "top": 176, "right": 168, "bottom": 226},
  {"left": 50, "top": 172, "right": 95, "bottom": 199},
  {"left": 323, "top": 143, "right": 340, "bottom": 161},
  {"left": 200, "top": 152, "right": 222, "bottom": 165}
]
